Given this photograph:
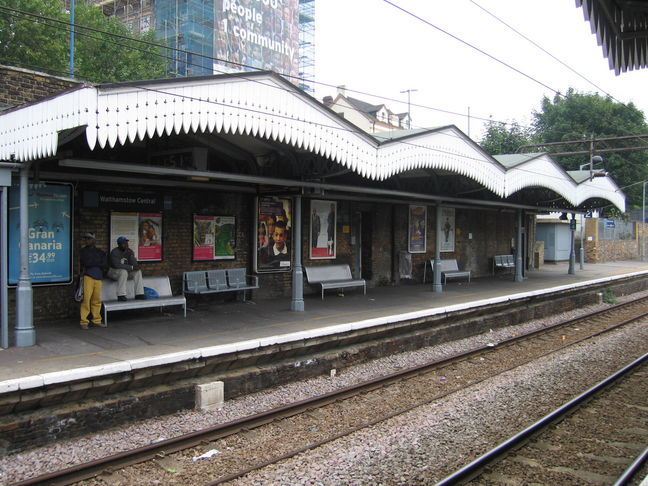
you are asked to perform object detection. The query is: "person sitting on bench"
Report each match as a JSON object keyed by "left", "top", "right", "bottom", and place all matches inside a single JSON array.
[{"left": 107, "top": 236, "right": 145, "bottom": 301}]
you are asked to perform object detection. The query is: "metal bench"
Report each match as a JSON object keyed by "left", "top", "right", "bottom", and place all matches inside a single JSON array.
[
  {"left": 434, "top": 259, "right": 471, "bottom": 285},
  {"left": 101, "top": 276, "right": 186, "bottom": 325},
  {"left": 493, "top": 254, "right": 515, "bottom": 274},
  {"left": 304, "top": 264, "right": 366, "bottom": 300},
  {"left": 183, "top": 268, "right": 259, "bottom": 301}
]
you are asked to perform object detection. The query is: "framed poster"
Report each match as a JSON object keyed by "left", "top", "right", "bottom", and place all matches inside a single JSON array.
[
  {"left": 193, "top": 215, "right": 236, "bottom": 260},
  {"left": 408, "top": 205, "right": 426, "bottom": 253},
  {"left": 310, "top": 200, "right": 336, "bottom": 259},
  {"left": 110, "top": 212, "right": 163, "bottom": 261},
  {"left": 255, "top": 196, "right": 292, "bottom": 272},
  {"left": 8, "top": 182, "right": 73, "bottom": 285},
  {"left": 440, "top": 207, "right": 455, "bottom": 253}
]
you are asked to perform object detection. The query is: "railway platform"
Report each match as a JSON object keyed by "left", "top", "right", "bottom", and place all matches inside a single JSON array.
[
  {"left": 2, "top": 259, "right": 648, "bottom": 454},
  {"left": 2, "top": 260, "right": 648, "bottom": 385}
]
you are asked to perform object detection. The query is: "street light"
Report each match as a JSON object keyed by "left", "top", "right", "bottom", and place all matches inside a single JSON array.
[{"left": 643, "top": 181, "right": 648, "bottom": 261}]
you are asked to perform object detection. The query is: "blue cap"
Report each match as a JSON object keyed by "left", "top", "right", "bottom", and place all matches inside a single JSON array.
[{"left": 117, "top": 236, "right": 129, "bottom": 244}]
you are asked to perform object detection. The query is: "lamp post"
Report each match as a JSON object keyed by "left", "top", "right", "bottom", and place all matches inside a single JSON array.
[
  {"left": 643, "top": 181, "right": 648, "bottom": 261},
  {"left": 580, "top": 213, "right": 585, "bottom": 270}
]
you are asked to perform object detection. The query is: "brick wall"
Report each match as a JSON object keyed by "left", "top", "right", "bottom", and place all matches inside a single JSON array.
[
  {"left": 6, "top": 182, "right": 520, "bottom": 323},
  {"left": 0, "top": 65, "right": 83, "bottom": 108}
]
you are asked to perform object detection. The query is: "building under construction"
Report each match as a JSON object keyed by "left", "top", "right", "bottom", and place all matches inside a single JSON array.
[{"left": 90, "top": 0, "right": 315, "bottom": 91}]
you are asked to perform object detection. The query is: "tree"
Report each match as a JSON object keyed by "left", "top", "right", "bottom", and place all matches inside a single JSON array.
[
  {"left": 479, "top": 120, "right": 535, "bottom": 155},
  {"left": 0, "top": 0, "right": 167, "bottom": 83},
  {"left": 534, "top": 89, "right": 648, "bottom": 209}
]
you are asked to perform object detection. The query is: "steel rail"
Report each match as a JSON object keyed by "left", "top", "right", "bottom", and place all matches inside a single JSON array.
[
  {"left": 9, "top": 296, "right": 648, "bottom": 486},
  {"left": 612, "top": 445, "right": 648, "bottom": 486},
  {"left": 434, "top": 352, "right": 648, "bottom": 486}
]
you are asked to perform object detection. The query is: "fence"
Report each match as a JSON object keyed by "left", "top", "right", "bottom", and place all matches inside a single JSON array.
[
  {"left": 597, "top": 218, "right": 635, "bottom": 241},
  {"left": 584, "top": 218, "right": 645, "bottom": 262}
]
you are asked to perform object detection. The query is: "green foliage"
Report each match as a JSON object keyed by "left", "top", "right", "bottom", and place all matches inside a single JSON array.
[
  {"left": 601, "top": 287, "right": 617, "bottom": 304},
  {"left": 479, "top": 120, "right": 535, "bottom": 155},
  {"left": 0, "top": 0, "right": 167, "bottom": 82},
  {"left": 479, "top": 88, "right": 648, "bottom": 209},
  {"left": 533, "top": 89, "right": 648, "bottom": 208}
]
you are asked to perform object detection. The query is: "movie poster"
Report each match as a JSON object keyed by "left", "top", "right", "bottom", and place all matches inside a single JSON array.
[
  {"left": 408, "top": 205, "right": 426, "bottom": 253},
  {"left": 310, "top": 200, "right": 336, "bottom": 259},
  {"left": 440, "top": 207, "right": 455, "bottom": 253},
  {"left": 255, "top": 196, "right": 292, "bottom": 272},
  {"left": 110, "top": 212, "right": 163, "bottom": 261},
  {"left": 193, "top": 215, "right": 236, "bottom": 260}
]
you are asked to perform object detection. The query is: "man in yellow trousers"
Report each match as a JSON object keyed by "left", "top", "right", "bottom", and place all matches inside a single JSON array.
[{"left": 79, "top": 233, "right": 108, "bottom": 329}]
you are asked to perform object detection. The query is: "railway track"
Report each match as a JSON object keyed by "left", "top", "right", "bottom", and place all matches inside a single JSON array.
[
  {"left": 436, "top": 353, "right": 648, "bottom": 486},
  {"left": 10, "top": 295, "right": 648, "bottom": 486}
]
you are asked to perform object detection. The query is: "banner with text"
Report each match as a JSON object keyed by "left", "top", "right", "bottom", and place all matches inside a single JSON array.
[{"left": 8, "top": 183, "right": 72, "bottom": 285}]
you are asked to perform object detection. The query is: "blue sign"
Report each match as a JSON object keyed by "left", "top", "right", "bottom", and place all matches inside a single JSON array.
[
  {"left": 8, "top": 183, "right": 72, "bottom": 284},
  {"left": 605, "top": 219, "right": 616, "bottom": 229}
]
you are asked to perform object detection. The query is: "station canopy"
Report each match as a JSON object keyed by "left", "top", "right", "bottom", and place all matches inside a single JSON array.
[
  {"left": 0, "top": 71, "right": 624, "bottom": 213},
  {"left": 577, "top": 0, "right": 648, "bottom": 74}
]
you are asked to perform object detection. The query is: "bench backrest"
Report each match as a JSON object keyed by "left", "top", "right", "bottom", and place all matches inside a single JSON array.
[
  {"left": 227, "top": 268, "right": 247, "bottom": 288},
  {"left": 305, "top": 264, "right": 353, "bottom": 283},
  {"left": 438, "top": 259, "right": 460, "bottom": 272},
  {"left": 102, "top": 276, "right": 172, "bottom": 301},
  {"left": 494, "top": 255, "right": 505, "bottom": 266},
  {"left": 207, "top": 270, "right": 228, "bottom": 291},
  {"left": 184, "top": 271, "right": 208, "bottom": 293}
]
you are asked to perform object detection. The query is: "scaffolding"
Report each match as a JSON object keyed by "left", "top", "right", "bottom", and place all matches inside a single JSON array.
[
  {"left": 299, "top": 0, "right": 315, "bottom": 93},
  {"left": 88, "top": 0, "right": 316, "bottom": 87}
]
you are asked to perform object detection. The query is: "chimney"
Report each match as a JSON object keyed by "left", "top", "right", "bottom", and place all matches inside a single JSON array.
[{"left": 336, "top": 85, "right": 347, "bottom": 97}]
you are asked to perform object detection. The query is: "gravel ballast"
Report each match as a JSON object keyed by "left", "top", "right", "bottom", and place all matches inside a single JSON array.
[{"left": 1, "top": 292, "right": 646, "bottom": 485}]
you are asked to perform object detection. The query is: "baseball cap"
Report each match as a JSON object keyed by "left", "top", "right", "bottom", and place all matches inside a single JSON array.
[
  {"left": 117, "top": 236, "right": 129, "bottom": 244},
  {"left": 82, "top": 233, "right": 96, "bottom": 239}
]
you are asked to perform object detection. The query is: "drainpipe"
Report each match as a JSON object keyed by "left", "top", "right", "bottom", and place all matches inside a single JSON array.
[
  {"left": 290, "top": 195, "right": 304, "bottom": 311},
  {"left": 15, "top": 164, "right": 35, "bottom": 346}
]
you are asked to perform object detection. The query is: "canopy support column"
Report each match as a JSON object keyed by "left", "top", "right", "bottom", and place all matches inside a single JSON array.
[
  {"left": 433, "top": 204, "right": 443, "bottom": 293},
  {"left": 515, "top": 209, "right": 524, "bottom": 282},
  {"left": 291, "top": 195, "right": 304, "bottom": 312},
  {"left": 15, "top": 165, "right": 35, "bottom": 346}
]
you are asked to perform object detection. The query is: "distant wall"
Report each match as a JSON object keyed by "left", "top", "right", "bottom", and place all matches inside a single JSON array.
[{"left": 583, "top": 217, "right": 644, "bottom": 263}]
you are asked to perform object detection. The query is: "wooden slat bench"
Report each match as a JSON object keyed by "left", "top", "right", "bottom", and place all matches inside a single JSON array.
[
  {"left": 183, "top": 268, "right": 259, "bottom": 301},
  {"left": 101, "top": 276, "right": 186, "bottom": 325},
  {"left": 304, "top": 264, "right": 366, "bottom": 300},
  {"left": 493, "top": 254, "right": 515, "bottom": 275}
]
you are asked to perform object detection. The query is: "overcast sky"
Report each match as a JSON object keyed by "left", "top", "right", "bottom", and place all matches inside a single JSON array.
[{"left": 313, "top": 0, "right": 648, "bottom": 141}]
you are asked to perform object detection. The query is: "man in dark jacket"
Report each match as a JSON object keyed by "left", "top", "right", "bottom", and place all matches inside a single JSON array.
[
  {"left": 79, "top": 233, "right": 108, "bottom": 329},
  {"left": 107, "top": 236, "right": 145, "bottom": 301}
]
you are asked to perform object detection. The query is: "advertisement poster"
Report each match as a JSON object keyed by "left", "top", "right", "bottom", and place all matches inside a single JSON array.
[
  {"left": 193, "top": 215, "right": 236, "bottom": 260},
  {"left": 408, "top": 205, "right": 427, "bottom": 253},
  {"left": 440, "top": 207, "right": 455, "bottom": 253},
  {"left": 256, "top": 196, "right": 292, "bottom": 272},
  {"left": 214, "top": 0, "right": 300, "bottom": 79},
  {"left": 8, "top": 183, "right": 72, "bottom": 285},
  {"left": 310, "top": 200, "right": 336, "bottom": 259},
  {"left": 110, "top": 212, "right": 163, "bottom": 261}
]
